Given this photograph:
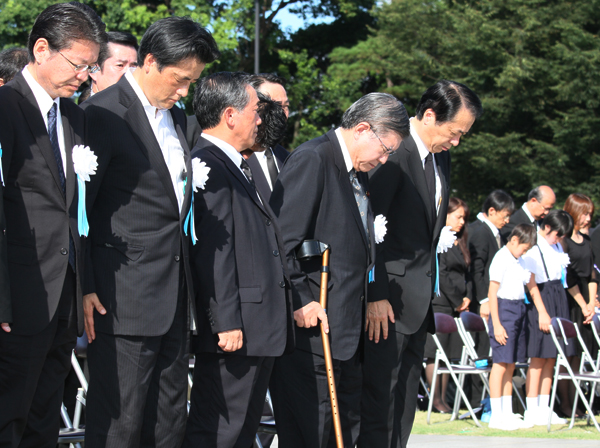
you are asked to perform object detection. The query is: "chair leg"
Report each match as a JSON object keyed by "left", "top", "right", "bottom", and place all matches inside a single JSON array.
[
  {"left": 254, "top": 434, "right": 264, "bottom": 448},
  {"left": 548, "top": 365, "right": 560, "bottom": 432},
  {"left": 427, "top": 356, "right": 440, "bottom": 425},
  {"left": 445, "top": 368, "right": 482, "bottom": 427}
]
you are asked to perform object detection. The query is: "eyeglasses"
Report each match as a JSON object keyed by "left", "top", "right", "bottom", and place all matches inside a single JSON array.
[
  {"left": 57, "top": 50, "right": 99, "bottom": 73},
  {"left": 372, "top": 129, "right": 396, "bottom": 156}
]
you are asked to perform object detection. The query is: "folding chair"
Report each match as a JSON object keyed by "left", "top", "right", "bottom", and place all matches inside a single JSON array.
[
  {"left": 592, "top": 314, "right": 600, "bottom": 357},
  {"left": 426, "top": 313, "right": 483, "bottom": 427},
  {"left": 572, "top": 321, "right": 600, "bottom": 420},
  {"left": 58, "top": 335, "right": 88, "bottom": 447},
  {"left": 548, "top": 317, "right": 600, "bottom": 432}
]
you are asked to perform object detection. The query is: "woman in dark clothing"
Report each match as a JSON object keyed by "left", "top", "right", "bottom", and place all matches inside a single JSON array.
[
  {"left": 425, "top": 197, "right": 472, "bottom": 413},
  {"left": 559, "top": 193, "right": 597, "bottom": 417}
]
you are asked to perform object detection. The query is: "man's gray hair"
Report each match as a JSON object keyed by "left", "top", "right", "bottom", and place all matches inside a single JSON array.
[{"left": 340, "top": 93, "right": 410, "bottom": 138}]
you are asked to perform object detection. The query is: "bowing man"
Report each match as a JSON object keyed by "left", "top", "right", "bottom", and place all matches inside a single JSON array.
[
  {"left": 0, "top": 3, "right": 106, "bottom": 446},
  {"left": 269, "top": 93, "right": 409, "bottom": 448},
  {"left": 81, "top": 17, "right": 220, "bottom": 448},
  {"left": 183, "top": 72, "right": 293, "bottom": 448}
]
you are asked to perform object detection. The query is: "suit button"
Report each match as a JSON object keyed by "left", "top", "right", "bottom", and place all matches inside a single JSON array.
[
  {"left": 60, "top": 248, "right": 68, "bottom": 255},
  {"left": 279, "top": 281, "right": 285, "bottom": 288},
  {"left": 426, "top": 271, "right": 432, "bottom": 277},
  {"left": 273, "top": 250, "right": 279, "bottom": 257},
  {"left": 266, "top": 219, "right": 271, "bottom": 226},
  {"left": 174, "top": 255, "right": 180, "bottom": 262},
  {"left": 360, "top": 295, "right": 364, "bottom": 301}
]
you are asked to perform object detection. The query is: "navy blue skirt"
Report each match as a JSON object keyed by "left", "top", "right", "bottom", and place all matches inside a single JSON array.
[
  {"left": 489, "top": 298, "right": 527, "bottom": 364},
  {"left": 526, "top": 280, "right": 576, "bottom": 358}
]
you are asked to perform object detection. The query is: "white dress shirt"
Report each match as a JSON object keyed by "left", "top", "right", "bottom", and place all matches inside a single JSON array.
[
  {"left": 22, "top": 66, "right": 67, "bottom": 176},
  {"left": 477, "top": 212, "right": 500, "bottom": 238},
  {"left": 125, "top": 71, "right": 185, "bottom": 212},
  {"left": 521, "top": 202, "right": 539, "bottom": 230},
  {"left": 410, "top": 119, "right": 441, "bottom": 214},
  {"left": 489, "top": 246, "right": 531, "bottom": 301},
  {"left": 521, "top": 234, "right": 569, "bottom": 283}
]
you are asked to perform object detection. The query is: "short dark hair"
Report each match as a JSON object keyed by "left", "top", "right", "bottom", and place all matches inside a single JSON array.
[
  {"left": 138, "top": 16, "right": 220, "bottom": 70},
  {"left": 527, "top": 186, "right": 542, "bottom": 202},
  {"left": 0, "top": 47, "right": 28, "bottom": 83},
  {"left": 254, "top": 92, "right": 287, "bottom": 150},
  {"left": 340, "top": 92, "right": 410, "bottom": 139},
  {"left": 415, "top": 80, "right": 483, "bottom": 123},
  {"left": 194, "top": 72, "right": 251, "bottom": 130},
  {"left": 482, "top": 189, "right": 514, "bottom": 214},
  {"left": 28, "top": 2, "right": 107, "bottom": 63},
  {"left": 97, "top": 31, "right": 138, "bottom": 69},
  {"left": 509, "top": 223, "right": 537, "bottom": 247},
  {"left": 541, "top": 210, "right": 573, "bottom": 238},
  {"left": 248, "top": 73, "right": 286, "bottom": 91}
]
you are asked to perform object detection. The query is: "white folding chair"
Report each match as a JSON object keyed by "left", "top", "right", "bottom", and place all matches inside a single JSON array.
[
  {"left": 548, "top": 317, "right": 600, "bottom": 432},
  {"left": 58, "top": 336, "right": 88, "bottom": 447},
  {"left": 427, "top": 313, "right": 483, "bottom": 427}
]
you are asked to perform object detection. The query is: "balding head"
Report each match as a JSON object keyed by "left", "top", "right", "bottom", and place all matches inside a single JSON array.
[{"left": 527, "top": 185, "right": 556, "bottom": 220}]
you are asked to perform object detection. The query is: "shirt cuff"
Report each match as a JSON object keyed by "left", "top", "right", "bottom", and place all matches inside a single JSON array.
[{"left": 479, "top": 298, "right": 489, "bottom": 304}]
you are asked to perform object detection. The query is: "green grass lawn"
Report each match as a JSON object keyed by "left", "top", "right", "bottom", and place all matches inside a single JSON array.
[{"left": 412, "top": 410, "right": 600, "bottom": 440}]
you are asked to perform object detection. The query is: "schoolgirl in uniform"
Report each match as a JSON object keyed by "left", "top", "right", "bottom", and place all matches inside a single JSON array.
[
  {"left": 487, "top": 223, "right": 539, "bottom": 430},
  {"left": 521, "top": 210, "right": 574, "bottom": 426}
]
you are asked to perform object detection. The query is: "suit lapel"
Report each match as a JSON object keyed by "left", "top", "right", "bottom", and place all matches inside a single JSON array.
[
  {"left": 405, "top": 136, "right": 434, "bottom": 231},
  {"left": 171, "top": 107, "right": 192, "bottom": 222},
  {"left": 119, "top": 78, "right": 179, "bottom": 214},
  {"left": 246, "top": 154, "right": 272, "bottom": 202},
  {"left": 14, "top": 74, "right": 64, "bottom": 201},
  {"left": 327, "top": 130, "right": 370, "bottom": 250},
  {"left": 432, "top": 152, "right": 450, "bottom": 237}
]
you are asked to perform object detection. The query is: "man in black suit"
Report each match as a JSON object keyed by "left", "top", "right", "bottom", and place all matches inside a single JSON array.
[
  {"left": 501, "top": 185, "right": 555, "bottom": 239},
  {"left": 0, "top": 4, "right": 106, "bottom": 446},
  {"left": 81, "top": 17, "right": 220, "bottom": 447},
  {"left": 0, "top": 47, "right": 29, "bottom": 86},
  {"left": 360, "top": 81, "right": 483, "bottom": 448},
  {"left": 269, "top": 93, "right": 409, "bottom": 448},
  {"left": 182, "top": 72, "right": 293, "bottom": 448}
]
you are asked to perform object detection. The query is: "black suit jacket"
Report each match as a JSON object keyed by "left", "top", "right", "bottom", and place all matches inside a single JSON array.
[
  {"left": 0, "top": 72, "right": 85, "bottom": 334},
  {"left": 190, "top": 136, "right": 293, "bottom": 357},
  {"left": 501, "top": 207, "right": 534, "bottom": 240},
  {"left": 186, "top": 115, "right": 202, "bottom": 151},
  {"left": 82, "top": 76, "right": 195, "bottom": 337},
  {"left": 368, "top": 134, "right": 450, "bottom": 335},
  {"left": 270, "top": 130, "right": 375, "bottom": 361},
  {"left": 435, "top": 244, "right": 473, "bottom": 312},
  {"left": 246, "top": 144, "right": 289, "bottom": 202},
  {"left": 468, "top": 219, "right": 504, "bottom": 304}
]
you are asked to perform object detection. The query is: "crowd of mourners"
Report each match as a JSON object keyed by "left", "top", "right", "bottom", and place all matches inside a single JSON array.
[{"left": 0, "top": 3, "right": 598, "bottom": 448}]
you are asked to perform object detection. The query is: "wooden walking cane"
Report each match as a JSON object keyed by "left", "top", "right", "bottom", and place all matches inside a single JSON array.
[{"left": 296, "top": 240, "right": 344, "bottom": 448}]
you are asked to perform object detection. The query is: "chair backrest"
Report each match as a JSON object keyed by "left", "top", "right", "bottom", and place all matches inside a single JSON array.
[
  {"left": 434, "top": 312, "right": 457, "bottom": 335},
  {"left": 551, "top": 317, "right": 576, "bottom": 340},
  {"left": 460, "top": 311, "right": 486, "bottom": 333}
]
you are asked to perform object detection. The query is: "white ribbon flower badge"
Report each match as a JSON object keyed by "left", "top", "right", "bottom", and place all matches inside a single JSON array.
[
  {"left": 374, "top": 214, "right": 388, "bottom": 244},
  {"left": 72, "top": 145, "right": 98, "bottom": 237},
  {"left": 436, "top": 226, "right": 456, "bottom": 254},
  {"left": 184, "top": 158, "right": 211, "bottom": 245}
]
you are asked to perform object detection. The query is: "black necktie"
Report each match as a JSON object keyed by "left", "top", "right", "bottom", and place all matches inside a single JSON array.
[
  {"left": 240, "top": 158, "right": 256, "bottom": 190},
  {"left": 424, "top": 153, "right": 436, "bottom": 220},
  {"left": 264, "top": 147, "right": 279, "bottom": 189},
  {"left": 48, "top": 102, "right": 76, "bottom": 271},
  {"left": 48, "top": 102, "right": 66, "bottom": 196}
]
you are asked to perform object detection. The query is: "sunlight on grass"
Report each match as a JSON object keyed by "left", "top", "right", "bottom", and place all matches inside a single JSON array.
[{"left": 411, "top": 410, "right": 600, "bottom": 440}]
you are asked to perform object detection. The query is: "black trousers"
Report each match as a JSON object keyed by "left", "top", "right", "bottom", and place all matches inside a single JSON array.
[
  {"left": 0, "top": 267, "right": 77, "bottom": 448},
  {"left": 270, "top": 347, "right": 362, "bottom": 448},
  {"left": 183, "top": 353, "right": 274, "bottom": 448},
  {"left": 85, "top": 280, "right": 189, "bottom": 448},
  {"left": 358, "top": 315, "right": 429, "bottom": 448}
]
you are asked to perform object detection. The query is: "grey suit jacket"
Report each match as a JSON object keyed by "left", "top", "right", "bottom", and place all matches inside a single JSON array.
[
  {"left": 368, "top": 134, "right": 451, "bottom": 335},
  {"left": 0, "top": 72, "right": 85, "bottom": 334},
  {"left": 82, "top": 76, "right": 195, "bottom": 336}
]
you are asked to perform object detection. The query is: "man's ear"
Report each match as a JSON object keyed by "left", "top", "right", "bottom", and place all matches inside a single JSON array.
[
  {"left": 223, "top": 106, "right": 236, "bottom": 127},
  {"left": 0, "top": 79, "right": 5, "bottom": 87}
]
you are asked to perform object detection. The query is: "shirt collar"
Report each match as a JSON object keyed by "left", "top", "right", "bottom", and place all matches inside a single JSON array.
[
  {"left": 334, "top": 128, "right": 354, "bottom": 173},
  {"left": 22, "top": 66, "right": 60, "bottom": 117},
  {"left": 477, "top": 212, "right": 500, "bottom": 237},
  {"left": 201, "top": 133, "right": 243, "bottom": 168},
  {"left": 409, "top": 118, "right": 431, "bottom": 162},
  {"left": 522, "top": 202, "right": 535, "bottom": 223},
  {"left": 125, "top": 70, "right": 166, "bottom": 121}
]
